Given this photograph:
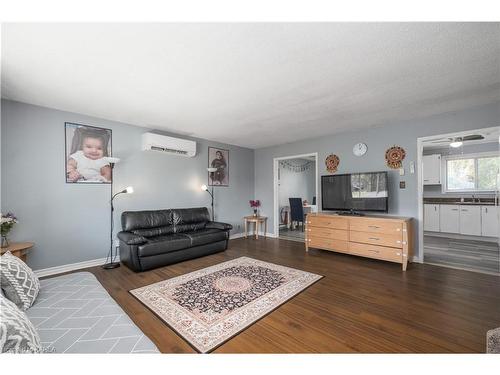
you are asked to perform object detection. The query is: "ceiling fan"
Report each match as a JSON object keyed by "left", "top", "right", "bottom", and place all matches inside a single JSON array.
[{"left": 429, "top": 134, "right": 485, "bottom": 148}]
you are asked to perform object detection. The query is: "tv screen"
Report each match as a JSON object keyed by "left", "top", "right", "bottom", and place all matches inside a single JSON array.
[{"left": 321, "top": 172, "right": 388, "bottom": 212}]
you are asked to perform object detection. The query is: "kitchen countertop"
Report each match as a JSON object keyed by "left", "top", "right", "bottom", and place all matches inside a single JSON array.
[{"left": 423, "top": 197, "right": 498, "bottom": 206}]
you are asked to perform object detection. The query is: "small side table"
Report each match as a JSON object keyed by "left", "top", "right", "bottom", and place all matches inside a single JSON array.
[
  {"left": 244, "top": 216, "right": 268, "bottom": 239},
  {"left": 1, "top": 242, "right": 34, "bottom": 262}
]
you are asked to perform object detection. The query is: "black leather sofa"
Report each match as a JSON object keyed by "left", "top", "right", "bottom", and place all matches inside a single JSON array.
[{"left": 117, "top": 207, "right": 232, "bottom": 272}]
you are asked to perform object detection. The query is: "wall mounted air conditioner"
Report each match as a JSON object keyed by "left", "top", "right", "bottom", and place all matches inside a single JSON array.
[{"left": 141, "top": 132, "right": 196, "bottom": 157}]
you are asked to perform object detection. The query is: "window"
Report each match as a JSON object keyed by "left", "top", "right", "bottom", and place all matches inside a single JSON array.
[{"left": 445, "top": 152, "right": 499, "bottom": 192}]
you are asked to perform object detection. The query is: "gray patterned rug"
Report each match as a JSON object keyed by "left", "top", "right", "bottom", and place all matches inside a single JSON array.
[{"left": 130, "top": 257, "right": 322, "bottom": 353}]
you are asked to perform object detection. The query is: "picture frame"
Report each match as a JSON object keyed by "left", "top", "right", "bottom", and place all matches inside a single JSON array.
[
  {"left": 64, "top": 122, "right": 113, "bottom": 184},
  {"left": 208, "top": 147, "right": 229, "bottom": 187}
]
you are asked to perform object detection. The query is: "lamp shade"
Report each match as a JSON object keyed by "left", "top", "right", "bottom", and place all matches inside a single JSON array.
[
  {"left": 107, "top": 157, "right": 121, "bottom": 164},
  {"left": 125, "top": 186, "right": 134, "bottom": 194},
  {"left": 201, "top": 184, "right": 208, "bottom": 191}
]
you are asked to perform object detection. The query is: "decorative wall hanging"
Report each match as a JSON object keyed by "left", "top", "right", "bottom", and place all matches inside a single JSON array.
[
  {"left": 208, "top": 147, "right": 229, "bottom": 186},
  {"left": 65, "top": 122, "right": 113, "bottom": 184},
  {"left": 279, "top": 160, "right": 314, "bottom": 173},
  {"left": 325, "top": 154, "right": 340, "bottom": 173},
  {"left": 385, "top": 145, "right": 406, "bottom": 169}
]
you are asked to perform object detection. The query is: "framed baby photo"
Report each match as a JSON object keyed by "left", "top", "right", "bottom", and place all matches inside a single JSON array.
[
  {"left": 64, "top": 122, "right": 113, "bottom": 184},
  {"left": 208, "top": 146, "right": 229, "bottom": 186}
]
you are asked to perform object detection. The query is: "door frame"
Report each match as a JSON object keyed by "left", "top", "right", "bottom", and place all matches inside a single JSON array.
[
  {"left": 416, "top": 125, "right": 499, "bottom": 262},
  {"left": 273, "top": 152, "right": 319, "bottom": 238}
]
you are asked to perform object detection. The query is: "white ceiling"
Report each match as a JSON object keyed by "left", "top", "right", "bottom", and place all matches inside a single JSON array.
[{"left": 2, "top": 23, "right": 499, "bottom": 149}]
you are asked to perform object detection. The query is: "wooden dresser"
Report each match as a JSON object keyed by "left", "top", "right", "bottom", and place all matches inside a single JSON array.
[{"left": 305, "top": 213, "right": 413, "bottom": 271}]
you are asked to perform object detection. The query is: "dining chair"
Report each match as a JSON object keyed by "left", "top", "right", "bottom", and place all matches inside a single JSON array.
[{"left": 289, "top": 197, "right": 305, "bottom": 231}]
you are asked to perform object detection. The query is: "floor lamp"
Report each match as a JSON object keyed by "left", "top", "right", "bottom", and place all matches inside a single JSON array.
[
  {"left": 103, "top": 157, "right": 134, "bottom": 269},
  {"left": 201, "top": 167, "right": 218, "bottom": 221}
]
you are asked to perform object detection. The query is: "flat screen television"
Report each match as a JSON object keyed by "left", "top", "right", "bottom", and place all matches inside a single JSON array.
[{"left": 321, "top": 172, "right": 389, "bottom": 213}]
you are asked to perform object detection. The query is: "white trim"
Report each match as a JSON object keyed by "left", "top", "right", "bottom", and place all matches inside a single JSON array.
[
  {"left": 417, "top": 125, "right": 499, "bottom": 263},
  {"left": 273, "top": 152, "right": 319, "bottom": 238},
  {"left": 34, "top": 256, "right": 114, "bottom": 278},
  {"left": 34, "top": 233, "right": 257, "bottom": 277}
]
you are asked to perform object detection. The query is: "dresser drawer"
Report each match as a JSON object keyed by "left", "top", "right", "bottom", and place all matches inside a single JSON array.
[
  {"left": 306, "top": 227, "right": 348, "bottom": 241},
  {"left": 349, "top": 218, "right": 403, "bottom": 235},
  {"left": 308, "top": 236, "right": 349, "bottom": 253},
  {"left": 306, "top": 216, "right": 348, "bottom": 230},
  {"left": 349, "top": 230, "right": 402, "bottom": 248},
  {"left": 348, "top": 242, "right": 402, "bottom": 263}
]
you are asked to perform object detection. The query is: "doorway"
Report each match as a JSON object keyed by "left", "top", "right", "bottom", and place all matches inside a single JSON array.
[
  {"left": 417, "top": 126, "right": 500, "bottom": 274},
  {"left": 273, "top": 153, "right": 318, "bottom": 241}
]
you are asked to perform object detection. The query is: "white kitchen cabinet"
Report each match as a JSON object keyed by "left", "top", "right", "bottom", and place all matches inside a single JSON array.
[
  {"left": 481, "top": 206, "right": 499, "bottom": 237},
  {"left": 439, "top": 205, "right": 460, "bottom": 234},
  {"left": 424, "top": 204, "right": 440, "bottom": 232},
  {"left": 423, "top": 154, "right": 442, "bottom": 185},
  {"left": 459, "top": 206, "right": 482, "bottom": 236}
]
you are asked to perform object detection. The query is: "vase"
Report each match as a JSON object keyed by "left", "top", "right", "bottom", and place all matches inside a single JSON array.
[
  {"left": 1, "top": 235, "right": 9, "bottom": 248},
  {"left": 253, "top": 209, "right": 258, "bottom": 217}
]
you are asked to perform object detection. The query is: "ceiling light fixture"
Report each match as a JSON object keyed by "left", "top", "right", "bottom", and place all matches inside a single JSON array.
[{"left": 450, "top": 138, "right": 463, "bottom": 148}]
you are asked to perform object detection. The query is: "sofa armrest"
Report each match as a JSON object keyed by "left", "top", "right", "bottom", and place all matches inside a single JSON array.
[
  {"left": 117, "top": 231, "right": 147, "bottom": 245},
  {"left": 205, "top": 221, "right": 233, "bottom": 231}
]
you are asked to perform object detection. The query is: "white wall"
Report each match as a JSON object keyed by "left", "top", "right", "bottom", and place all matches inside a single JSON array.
[{"left": 278, "top": 159, "right": 316, "bottom": 207}]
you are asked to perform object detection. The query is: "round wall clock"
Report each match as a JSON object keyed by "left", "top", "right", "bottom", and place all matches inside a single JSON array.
[
  {"left": 353, "top": 143, "right": 367, "bottom": 156},
  {"left": 325, "top": 154, "right": 340, "bottom": 173}
]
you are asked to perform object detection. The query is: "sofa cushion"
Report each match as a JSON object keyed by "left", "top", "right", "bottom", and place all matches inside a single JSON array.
[
  {"left": 132, "top": 225, "right": 174, "bottom": 237},
  {"left": 182, "top": 228, "right": 229, "bottom": 247},
  {"left": 138, "top": 234, "right": 191, "bottom": 257},
  {"left": 1, "top": 252, "right": 40, "bottom": 311},
  {"left": 1, "top": 293, "right": 42, "bottom": 353},
  {"left": 171, "top": 208, "right": 210, "bottom": 233},
  {"left": 121, "top": 209, "right": 172, "bottom": 232}
]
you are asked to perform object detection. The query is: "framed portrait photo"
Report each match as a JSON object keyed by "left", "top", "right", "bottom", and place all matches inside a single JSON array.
[
  {"left": 65, "top": 122, "right": 113, "bottom": 184},
  {"left": 208, "top": 147, "right": 229, "bottom": 186}
]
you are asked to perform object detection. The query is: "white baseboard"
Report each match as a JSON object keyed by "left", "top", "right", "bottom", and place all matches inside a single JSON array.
[
  {"left": 34, "top": 256, "right": 117, "bottom": 278},
  {"left": 231, "top": 231, "right": 277, "bottom": 239},
  {"left": 412, "top": 256, "right": 423, "bottom": 263},
  {"left": 36, "top": 232, "right": 274, "bottom": 277}
]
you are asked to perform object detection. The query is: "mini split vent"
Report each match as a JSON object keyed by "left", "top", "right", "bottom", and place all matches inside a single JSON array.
[{"left": 141, "top": 132, "right": 196, "bottom": 157}]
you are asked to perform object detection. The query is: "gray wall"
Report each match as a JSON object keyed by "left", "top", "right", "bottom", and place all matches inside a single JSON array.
[
  {"left": 1, "top": 100, "right": 254, "bottom": 270},
  {"left": 423, "top": 142, "right": 499, "bottom": 198},
  {"left": 254, "top": 101, "right": 500, "bottom": 259}
]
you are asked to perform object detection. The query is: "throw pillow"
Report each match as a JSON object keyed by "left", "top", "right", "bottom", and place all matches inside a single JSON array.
[
  {"left": 0, "top": 252, "right": 40, "bottom": 310},
  {"left": 0, "top": 293, "right": 42, "bottom": 353}
]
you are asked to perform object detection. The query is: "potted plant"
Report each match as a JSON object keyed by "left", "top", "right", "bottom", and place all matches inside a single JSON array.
[
  {"left": 1, "top": 212, "right": 18, "bottom": 248},
  {"left": 249, "top": 200, "right": 261, "bottom": 217}
]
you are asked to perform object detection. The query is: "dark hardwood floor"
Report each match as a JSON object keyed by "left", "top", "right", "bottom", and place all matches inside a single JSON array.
[{"left": 70, "top": 237, "right": 500, "bottom": 353}]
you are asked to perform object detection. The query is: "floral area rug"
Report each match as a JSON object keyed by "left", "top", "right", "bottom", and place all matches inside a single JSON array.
[{"left": 130, "top": 257, "right": 322, "bottom": 353}]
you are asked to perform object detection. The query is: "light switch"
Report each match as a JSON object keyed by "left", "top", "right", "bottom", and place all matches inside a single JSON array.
[{"left": 409, "top": 161, "right": 415, "bottom": 174}]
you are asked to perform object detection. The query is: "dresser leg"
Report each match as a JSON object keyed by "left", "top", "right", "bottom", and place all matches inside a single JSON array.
[{"left": 402, "top": 259, "right": 408, "bottom": 271}]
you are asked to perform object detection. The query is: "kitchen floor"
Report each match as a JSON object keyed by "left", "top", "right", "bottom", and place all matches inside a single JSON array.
[
  {"left": 424, "top": 234, "right": 500, "bottom": 274},
  {"left": 279, "top": 226, "right": 305, "bottom": 242}
]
